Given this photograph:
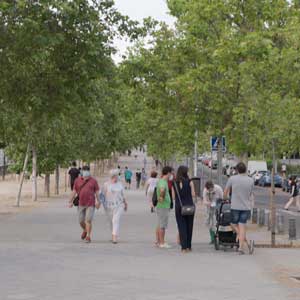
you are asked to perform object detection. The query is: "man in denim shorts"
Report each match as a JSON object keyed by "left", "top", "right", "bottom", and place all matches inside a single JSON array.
[{"left": 224, "top": 162, "right": 254, "bottom": 254}]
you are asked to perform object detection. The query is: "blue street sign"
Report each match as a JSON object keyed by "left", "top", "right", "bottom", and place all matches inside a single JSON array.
[{"left": 210, "top": 136, "right": 226, "bottom": 152}]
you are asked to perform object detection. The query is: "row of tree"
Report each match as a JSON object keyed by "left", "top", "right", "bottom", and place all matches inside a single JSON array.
[
  {"left": 120, "top": 0, "right": 300, "bottom": 165},
  {"left": 0, "top": 0, "right": 143, "bottom": 204},
  {"left": 3, "top": 0, "right": 300, "bottom": 205}
]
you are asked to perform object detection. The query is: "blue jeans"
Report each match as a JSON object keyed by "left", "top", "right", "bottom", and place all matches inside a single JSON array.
[{"left": 231, "top": 209, "right": 251, "bottom": 224}]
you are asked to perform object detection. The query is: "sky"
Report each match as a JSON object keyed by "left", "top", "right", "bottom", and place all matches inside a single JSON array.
[{"left": 113, "top": 0, "right": 175, "bottom": 62}]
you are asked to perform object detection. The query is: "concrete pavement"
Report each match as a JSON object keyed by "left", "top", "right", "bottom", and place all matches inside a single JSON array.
[{"left": 0, "top": 153, "right": 299, "bottom": 300}]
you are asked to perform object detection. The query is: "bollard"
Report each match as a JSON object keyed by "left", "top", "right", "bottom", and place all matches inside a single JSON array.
[
  {"left": 265, "top": 211, "right": 270, "bottom": 231},
  {"left": 252, "top": 208, "right": 258, "bottom": 224},
  {"left": 289, "top": 219, "right": 296, "bottom": 240},
  {"left": 258, "top": 208, "right": 265, "bottom": 226},
  {"left": 277, "top": 214, "right": 285, "bottom": 234}
]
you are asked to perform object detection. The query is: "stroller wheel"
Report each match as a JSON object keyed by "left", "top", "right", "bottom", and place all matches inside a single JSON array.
[{"left": 214, "top": 236, "right": 220, "bottom": 251}]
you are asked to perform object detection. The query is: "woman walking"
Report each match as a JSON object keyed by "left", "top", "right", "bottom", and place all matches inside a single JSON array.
[
  {"left": 102, "top": 169, "right": 128, "bottom": 244},
  {"left": 172, "top": 166, "right": 196, "bottom": 253},
  {"left": 284, "top": 176, "right": 300, "bottom": 212}
]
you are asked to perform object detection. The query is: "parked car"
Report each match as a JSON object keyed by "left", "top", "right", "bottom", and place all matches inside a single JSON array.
[
  {"left": 258, "top": 173, "right": 282, "bottom": 187},
  {"left": 252, "top": 170, "right": 269, "bottom": 185}
]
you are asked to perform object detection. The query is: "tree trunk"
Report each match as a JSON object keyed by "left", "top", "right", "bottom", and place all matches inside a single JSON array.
[
  {"left": 93, "top": 161, "right": 97, "bottom": 177},
  {"left": 55, "top": 165, "right": 59, "bottom": 195},
  {"left": 217, "top": 136, "right": 223, "bottom": 186},
  {"left": 32, "top": 145, "right": 38, "bottom": 202},
  {"left": 16, "top": 144, "right": 30, "bottom": 207},
  {"left": 2, "top": 151, "right": 5, "bottom": 181},
  {"left": 44, "top": 173, "right": 50, "bottom": 197},
  {"left": 64, "top": 169, "right": 67, "bottom": 192},
  {"left": 240, "top": 152, "right": 248, "bottom": 166}
]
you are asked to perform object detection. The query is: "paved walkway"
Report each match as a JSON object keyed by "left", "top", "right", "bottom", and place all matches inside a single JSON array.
[{"left": 0, "top": 152, "right": 299, "bottom": 300}]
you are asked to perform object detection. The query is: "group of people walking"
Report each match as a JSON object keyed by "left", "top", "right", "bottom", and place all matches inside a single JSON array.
[
  {"left": 67, "top": 160, "right": 255, "bottom": 255},
  {"left": 69, "top": 164, "right": 127, "bottom": 244}
]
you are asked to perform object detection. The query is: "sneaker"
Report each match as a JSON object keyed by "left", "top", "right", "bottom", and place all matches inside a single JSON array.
[
  {"left": 238, "top": 249, "right": 245, "bottom": 255},
  {"left": 85, "top": 236, "right": 91, "bottom": 243},
  {"left": 248, "top": 240, "right": 255, "bottom": 255},
  {"left": 81, "top": 231, "right": 87, "bottom": 240},
  {"left": 159, "top": 243, "right": 172, "bottom": 249}
]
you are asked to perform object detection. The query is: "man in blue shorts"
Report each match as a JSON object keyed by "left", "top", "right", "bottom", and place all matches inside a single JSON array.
[{"left": 224, "top": 162, "right": 254, "bottom": 254}]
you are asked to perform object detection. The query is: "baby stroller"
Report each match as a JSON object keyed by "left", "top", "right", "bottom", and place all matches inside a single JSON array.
[{"left": 214, "top": 199, "right": 239, "bottom": 251}]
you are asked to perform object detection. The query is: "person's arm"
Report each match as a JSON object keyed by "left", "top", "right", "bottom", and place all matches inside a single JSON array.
[
  {"left": 68, "top": 189, "right": 77, "bottom": 208},
  {"left": 172, "top": 186, "right": 175, "bottom": 201},
  {"left": 190, "top": 181, "right": 196, "bottom": 198},
  {"left": 121, "top": 188, "right": 128, "bottom": 211},
  {"left": 223, "top": 178, "right": 232, "bottom": 200},
  {"left": 145, "top": 181, "right": 150, "bottom": 196}
]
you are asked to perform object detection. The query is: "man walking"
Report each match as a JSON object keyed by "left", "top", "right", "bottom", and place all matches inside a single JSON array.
[
  {"left": 224, "top": 162, "right": 254, "bottom": 254},
  {"left": 68, "top": 161, "right": 80, "bottom": 191},
  {"left": 69, "top": 166, "right": 100, "bottom": 243},
  {"left": 156, "top": 166, "right": 172, "bottom": 248},
  {"left": 124, "top": 166, "right": 133, "bottom": 190},
  {"left": 136, "top": 168, "right": 142, "bottom": 189}
]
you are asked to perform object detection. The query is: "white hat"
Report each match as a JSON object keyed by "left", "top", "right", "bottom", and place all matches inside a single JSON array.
[{"left": 110, "top": 169, "right": 119, "bottom": 178}]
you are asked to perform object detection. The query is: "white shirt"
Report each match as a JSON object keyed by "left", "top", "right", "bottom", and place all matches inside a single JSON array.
[
  {"left": 203, "top": 184, "right": 223, "bottom": 207},
  {"left": 146, "top": 177, "right": 158, "bottom": 193},
  {"left": 102, "top": 181, "right": 125, "bottom": 208}
]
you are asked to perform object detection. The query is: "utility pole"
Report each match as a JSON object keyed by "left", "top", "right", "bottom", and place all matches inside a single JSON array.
[
  {"left": 217, "top": 137, "right": 223, "bottom": 186},
  {"left": 270, "top": 139, "right": 276, "bottom": 247},
  {"left": 194, "top": 129, "right": 198, "bottom": 177}
]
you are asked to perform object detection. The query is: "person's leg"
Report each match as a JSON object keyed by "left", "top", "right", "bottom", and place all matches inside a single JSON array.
[
  {"left": 285, "top": 197, "right": 295, "bottom": 209},
  {"left": 158, "top": 228, "right": 165, "bottom": 245},
  {"left": 238, "top": 210, "right": 251, "bottom": 253},
  {"left": 78, "top": 206, "right": 87, "bottom": 239},
  {"left": 230, "top": 210, "right": 240, "bottom": 243},
  {"left": 176, "top": 210, "right": 186, "bottom": 250},
  {"left": 158, "top": 209, "right": 169, "bottom": 246},
  {"left": 238, "top": 223, "right": 245, "bottom": 246},
  {"left": 208, "top": 207, "right": 215, "bottom": 243},
  {"left": 155, "top": 227, "right": 160, "bottom": 245},
  {"left": 85, "top": 207, "right": 95, "bottom": 241},
  {"left": 187, "top": 214, "right": 195, "bottom": 250},
  {"left": 85, "top": 221, "right": 92, "bottom": 238},
  {"left": 112, "top": 205, "right": 123, "bottom": 242}
]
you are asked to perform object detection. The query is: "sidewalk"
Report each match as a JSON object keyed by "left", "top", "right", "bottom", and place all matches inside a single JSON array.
[{"left": 0, "top": 152, "right": 299, "bottom": 300}]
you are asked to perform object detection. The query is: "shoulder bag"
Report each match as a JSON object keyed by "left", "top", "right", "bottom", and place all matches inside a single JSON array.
[
  {"left": 73, "top": 179, "right": 90, "bottom": 207},
  {"left": 174, "top": 181, "right": 195, "bottom": 216}
]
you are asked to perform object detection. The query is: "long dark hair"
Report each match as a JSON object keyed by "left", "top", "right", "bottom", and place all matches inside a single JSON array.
[{"left": 176, "top": 166, "right": 189, "bottom": 182}]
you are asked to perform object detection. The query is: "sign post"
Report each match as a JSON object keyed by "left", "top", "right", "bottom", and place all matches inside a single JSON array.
[{"left": 210, "top": 136, "right": 226, "bottom": 185}]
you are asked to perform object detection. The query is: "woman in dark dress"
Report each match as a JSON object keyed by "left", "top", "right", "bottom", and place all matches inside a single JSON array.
[{"left": 172, "top": 166, "right": 196, "bottom": 253}]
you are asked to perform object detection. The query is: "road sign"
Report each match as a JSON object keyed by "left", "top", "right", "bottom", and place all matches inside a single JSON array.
[{"left": 210, "top": 136, "right": 226, "bottom": 152}]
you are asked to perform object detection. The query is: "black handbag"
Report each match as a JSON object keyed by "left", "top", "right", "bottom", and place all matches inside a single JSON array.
[
  {"left": 152, "top": 187, "right": 158, "bottom": 207},
  {"left": 174, "top": 181, "right": 195, "bottom": 216},
  {"left": 73, "top": 179, "right": 90, "bottom": 206}
]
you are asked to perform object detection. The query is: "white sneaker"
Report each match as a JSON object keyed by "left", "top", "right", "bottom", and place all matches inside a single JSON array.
[{"left": 159, "top": 243, "right": 172, "bottom": 249}]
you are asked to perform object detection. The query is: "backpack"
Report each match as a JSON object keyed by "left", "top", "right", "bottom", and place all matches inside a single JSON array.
[{"left": 152, "top": 187, "right": 158, "bottom": 207}]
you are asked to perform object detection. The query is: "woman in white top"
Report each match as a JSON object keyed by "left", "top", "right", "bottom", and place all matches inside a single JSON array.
[
  {"left": 101, "top": 169, "right": 128, "bottom": 244},
  {"left": 145, "top": 170, "right": 158, "bottom": 212},
  {"left": 203, "top": 180, "right": 223, "bottom": 244}
]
